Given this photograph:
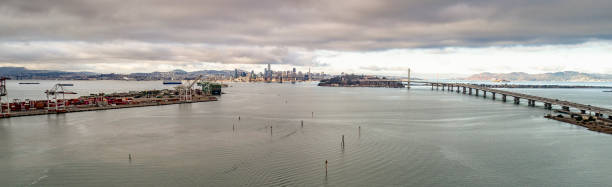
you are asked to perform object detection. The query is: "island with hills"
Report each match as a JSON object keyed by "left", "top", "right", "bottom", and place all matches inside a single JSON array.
[{"left": 464, "top": 71, "right": 612, "bottom": 82}]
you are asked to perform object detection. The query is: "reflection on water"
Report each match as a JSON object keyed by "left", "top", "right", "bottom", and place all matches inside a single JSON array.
[{"left": 1, "top": 82, "right": 612, "bottom": 186}]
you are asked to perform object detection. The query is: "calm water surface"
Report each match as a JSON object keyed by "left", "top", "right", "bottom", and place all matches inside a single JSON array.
[{"left": 1, "top": 81, "right": 612, "bottom": 186}]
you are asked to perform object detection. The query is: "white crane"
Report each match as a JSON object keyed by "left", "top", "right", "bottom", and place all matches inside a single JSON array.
[
  {"left": 177, "top": 75, "right": 202, "bottom": 102},
  {"left": 45, "top": 83, "right": 77, "bottom": 112}
]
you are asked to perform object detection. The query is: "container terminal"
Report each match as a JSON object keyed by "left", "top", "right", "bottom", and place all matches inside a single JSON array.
[{"left": 0, "top": 76, "right": 223, "bottom": 118}]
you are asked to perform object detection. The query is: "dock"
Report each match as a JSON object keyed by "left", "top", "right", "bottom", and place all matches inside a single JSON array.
[
  {"left": 0, "top": 77, "right": 223, "bottom": 119},
  {"left": 0, "top": 96, "right": 217, "bottom": 118}
]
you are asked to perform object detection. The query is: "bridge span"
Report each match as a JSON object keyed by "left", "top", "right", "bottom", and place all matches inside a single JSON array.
[{"left": 416, "top": 81, "right": 612, "bottom": 120}]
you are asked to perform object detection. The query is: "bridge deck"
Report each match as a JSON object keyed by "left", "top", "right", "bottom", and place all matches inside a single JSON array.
[{"left": 421, "top": 81, "right": 612, "bottom": 116}]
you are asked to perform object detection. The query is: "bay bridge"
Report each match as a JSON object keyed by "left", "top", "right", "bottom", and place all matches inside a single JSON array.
[
  {"left": 339, "top": 74, "right": 610, "bottom": 121},
  {"left": 411, "top": 81, "right": 612, "bottom": 120}
]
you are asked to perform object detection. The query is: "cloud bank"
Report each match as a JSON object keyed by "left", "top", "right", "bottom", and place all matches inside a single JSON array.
[{"left": 1, "top": 0, "right": 611, "bottom": 73}]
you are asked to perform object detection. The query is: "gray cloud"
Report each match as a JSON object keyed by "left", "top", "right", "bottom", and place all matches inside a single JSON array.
[
  {"left": 1, "top": 0, "right": 611, "bottom": 70},
  {"left": 0, "top": 41, "right": 321, "bottom": 68},
  {"left": 360, "top": 65, "right": 408, "bottom": 72},
  {"left": 2, "top": 0, "right": 611, "bottom": 49}
]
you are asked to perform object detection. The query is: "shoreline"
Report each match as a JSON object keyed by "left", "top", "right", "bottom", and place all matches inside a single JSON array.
[{"left": 545, "top": 113, "right": 612, "bottom": 134}]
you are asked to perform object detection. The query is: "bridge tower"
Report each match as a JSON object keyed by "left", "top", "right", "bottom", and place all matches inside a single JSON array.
[{"left": 407, "top": 68, "right": 411, "bottom": 89}]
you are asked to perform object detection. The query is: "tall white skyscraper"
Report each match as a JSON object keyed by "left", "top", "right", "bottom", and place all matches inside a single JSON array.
[{"left": 267, "top": 64, "right": 272, "bottom": 80}]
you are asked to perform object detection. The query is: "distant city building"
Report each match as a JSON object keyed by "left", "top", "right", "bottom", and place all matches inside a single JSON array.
[
  {"left": 0, "top": 66, "right": 330, "bottom": 81},
  {"left": 265, "top": 64, "right": 272, "bottom": 81}
]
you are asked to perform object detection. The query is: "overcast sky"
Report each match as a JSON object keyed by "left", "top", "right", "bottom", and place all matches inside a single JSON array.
[{"left": 1, "top": 0, "right": 612, "bottom": 77}]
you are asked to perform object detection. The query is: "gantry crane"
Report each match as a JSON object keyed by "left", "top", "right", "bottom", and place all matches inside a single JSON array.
[
  {"left": 45, "top": 83, "right": 77, "bottom": 112},
  {"left": 176, "top": 75, "right": 202, "bottom": 102},
  {"left": 0, "top": 77, "right": 8, "bottom": 115}
]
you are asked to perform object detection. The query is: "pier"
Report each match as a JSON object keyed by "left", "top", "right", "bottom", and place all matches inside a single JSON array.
[
  {"left": 0, "top": 97, "right": 217, "bottom": 118},
  {"left": 0, "top": 76, "right": 224, "bottom": 119},
  {"left": 426, "top": 82, "right": 612, "bottom": 120}
]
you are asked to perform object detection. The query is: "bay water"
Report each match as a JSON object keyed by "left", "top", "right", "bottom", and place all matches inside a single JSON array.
[{"left": 1, "top": 81, "right": 612, "bottom": 186}]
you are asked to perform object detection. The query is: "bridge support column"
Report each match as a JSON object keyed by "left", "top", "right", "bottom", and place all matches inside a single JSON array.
[
  {"left": 450, "top": 85, "right": 453, "bottom": 91},
  {"left": 442, "top": 84, "right": 445, "bottom": 91},
  {"left": 456, "top": 86, "right": 460, "bottom": 93},
  {"left": 469, "top": 88, "right": 472, "bottom": 95},
  {"left": 483, "top": 91, "right": 487, "bottom": 98},
  {"left": 528, "top": 100, "right": 535, "bottom": 107},
  {"left": 514, "top": 97, "right": 520, "bottom": 105},
  {"left": 431, "top": 84, "right": 434, "bottom": 90},
  {"left": 502, "top": 94, "right": 507, "bottom": 102},
  {"left": 562, "top": 106, "right": 570, "bottom": 111},
  {"left": 462, "top": 87, "right": 466, "bottom": 94},
  {"left": 436, "top": 84, "right": 439, "bottom": 90},
  {"left": 492, "top": 92, "right": 496, "bottom": 100},
  {"left": 581, "top": 110, "right": 586, "bottom": 114},
  {"left": 544, "top": 103, "right": 552, "bottom": 110},
  {"left": 475, "top": 89, "right": 479, "bottom": 96}
]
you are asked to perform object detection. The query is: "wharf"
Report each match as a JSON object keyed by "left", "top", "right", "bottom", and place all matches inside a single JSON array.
[{"left": 0, "top": 97, "right": 217, "bottom": 119}]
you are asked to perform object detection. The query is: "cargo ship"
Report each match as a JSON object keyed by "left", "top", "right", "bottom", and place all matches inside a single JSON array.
[{"left": 163, "top": 80, "right": 182, "bottom": 85}]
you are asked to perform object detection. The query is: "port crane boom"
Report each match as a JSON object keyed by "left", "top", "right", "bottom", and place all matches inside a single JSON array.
[
  {"left": 0, "top": 77, "right": 8, "bottom": 115},
  {"left": 176, "top": 75, "right": 202, "bottom": 102},
  {"left": 45, "top": 83, "right": 77, "bottom": 112}
]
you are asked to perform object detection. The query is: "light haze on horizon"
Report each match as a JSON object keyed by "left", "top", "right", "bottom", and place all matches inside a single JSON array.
[{"left": 1, "top": 0, "right": 612, "bottom": 76}]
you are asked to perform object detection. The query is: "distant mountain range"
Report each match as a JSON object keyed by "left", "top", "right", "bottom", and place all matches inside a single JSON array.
[
  {"left": 3, "top": 67, "right": 611, "bottom": 82},
  {"left": 0, "top": 67, "right": 96, "bottom": 79},
  {"left": 464, "top": 71, "right": 612, "bottom": 82},
  {"left": 0, "top": 67, "right": 236, "bottom": 80}
]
